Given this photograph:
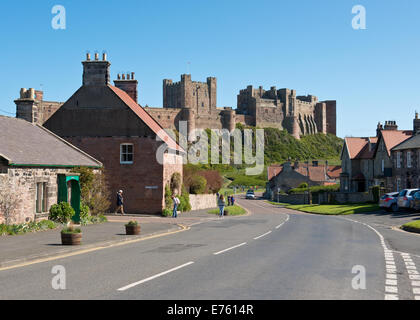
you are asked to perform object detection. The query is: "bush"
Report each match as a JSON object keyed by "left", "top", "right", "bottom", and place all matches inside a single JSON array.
[
  {"left": 298, "top": 182, "right": 308, "bottom": 189},
  {"left": 49, "top": 202, "right": 75, "bottom": 224},
  {"left": 370, "top": 185, "right": 381, "bottom": 203},
  {"left": 61, "top": 225, "right": 81, "bottom": 234},
  {"left": 198, "top": 170, "right": 223, "bottom": 194},
  {"left": 189, "top": 175, "right": 207, "bottom": 194},
  {"left": 80, "top": 203, "right": 90, "bottom": 225},
  {"left": 164, "top": 184, "right": 173, "bottom": 210},
  {"left": 71, "top": 167, "right": 110, "bottom": 215},
  {"left": 179, "top": 185, "right": 192, "bottom": 212},
  {"left": 170, "top": 172, "right": 182, "bottom": 194},
  {"left": 0, "top": 220, "right": 58, "bottom": 236},
  {"left": 162, "top": 208, "right": 172, "bottom": 217},
  {"left": 289, "top": 184, "right": 340, "bottom": 195},
  {"left": 125, "top": 220, "right": 139, "bottom": 227}
]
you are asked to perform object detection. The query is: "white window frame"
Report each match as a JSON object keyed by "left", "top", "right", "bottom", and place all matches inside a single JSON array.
[
  {"left": 120, "top": 143, "right": 134, "bottom": 164},
  {"left": 407, "top": 151, "right": 412, "bottom": 168}
]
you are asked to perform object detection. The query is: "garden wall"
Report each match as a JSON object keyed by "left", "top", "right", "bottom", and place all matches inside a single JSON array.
[
  {"left": 188, "top": 194, "right": 218, "bottom": 211},
  {"left": 273, "top": 193, "right": 308, "bottom": 205}
]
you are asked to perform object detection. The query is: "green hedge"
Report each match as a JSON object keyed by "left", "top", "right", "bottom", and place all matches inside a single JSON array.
[{"left": 288, "top": 184, "right": 340, "bottom": 194}]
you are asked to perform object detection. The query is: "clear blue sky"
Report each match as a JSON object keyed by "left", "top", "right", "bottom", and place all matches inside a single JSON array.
[{"left": 0, "top": 0, "right": 419, "bottom": 138}]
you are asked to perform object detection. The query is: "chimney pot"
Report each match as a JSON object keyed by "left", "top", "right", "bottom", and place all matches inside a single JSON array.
[
  {"left": 86, "top": 53, "right": 91, "bottom": 61},
  {"left": 117, "top": 74, "right": 121, "bottom": 80},
  {"left": 94, "top": 53, "right": 99, "bottom": 61},
  {"left": 102, "top": 53, "right": 107, "bottom": 61},
  {"left": 122, "top": 74, "right": 126, "bottom": 80},
  {"left": 131, "top": 72, "right": 135, "bottom": 80}
]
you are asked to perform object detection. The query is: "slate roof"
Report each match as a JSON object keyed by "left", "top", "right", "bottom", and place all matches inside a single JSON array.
[
  {"left": 392, "top": 133, "right": 420, "bottom": 151},
  {"left": 268, "top": 163, "right": 342, "bottom": 182},
  {"left": 0, "top": 116, "right": 102, "bottom": 167},
  {"left": 108, "top": 85, "right": 185, "bottom": 153}
]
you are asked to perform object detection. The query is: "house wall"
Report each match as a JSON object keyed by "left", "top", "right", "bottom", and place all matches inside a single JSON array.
[
  {"left": 0, "top": 167, "right": 68, "bottom": 224},
  {"left": 391, "top": 148, "right": 420, "bottom": 191},
  {"left": 64, "top": 137, "right": 181, "bottom": 214}
]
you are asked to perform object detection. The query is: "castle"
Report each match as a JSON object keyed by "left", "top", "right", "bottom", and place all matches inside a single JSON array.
[{"left": 14, "top": 55, "right": 336, "bottom": 139}]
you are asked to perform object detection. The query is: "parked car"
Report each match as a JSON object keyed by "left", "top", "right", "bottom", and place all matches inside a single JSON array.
[
  {"left": 379, "top": 192, "right": 399, "bottom": 212},
  {"left": 246, "top": 190, "right": 256, "bottom": 200},
  {"left": 413, "top": 191, "right": 420, "bottom": 211},
  {"left": 397, "top": 189, "right": 420, "bottom": 210}
]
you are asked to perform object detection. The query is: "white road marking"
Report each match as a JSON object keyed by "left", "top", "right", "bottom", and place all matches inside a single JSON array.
[
  {"left": 385, "top": 286, "right": 398, "bottom": 293},
  {"left": 253, "top": 231, "right": 272, "bottom": 240},
  {"left": 400, "top": 252, "right": 420, "bottom": 299},
  {"left": 385, "top": 294, "right": 399, "bottom": 300},
  {"left": 275, "top": 223, "right": 284, "bottom": 229},
  {"left": 213, "top": 242, "right": 247, "bottom": 255},
  {"left": 117, "top": 261, "right": 195, "bottom": 291}
]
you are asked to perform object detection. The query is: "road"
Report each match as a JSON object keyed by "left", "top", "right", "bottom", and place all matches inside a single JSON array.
[{"left": 0, "top": 196, "right": 419, "bottom": 300}]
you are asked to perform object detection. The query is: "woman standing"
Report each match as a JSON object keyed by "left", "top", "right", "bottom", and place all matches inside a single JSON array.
[{"left": 218, "top": 195, "right": 226, "bottom": 217}]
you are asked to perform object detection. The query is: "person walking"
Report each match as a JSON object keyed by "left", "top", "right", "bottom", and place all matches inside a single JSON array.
[
  {"left": 231, "top": 195, "right": 235, "bottom": 206},
  {"left": 116, "top": 190, "right": 124, "bottom": 215},
  {"left": 218, "top": 195, "right": 226, "bottom": 217},
  {"left": 172, "top": 195, "right": 180, "bottom": 218}
]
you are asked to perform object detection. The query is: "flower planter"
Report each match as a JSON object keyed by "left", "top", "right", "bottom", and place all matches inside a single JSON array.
[
  {"left": 61, "top": 232, "right": 82, "bottom": 245},
  {"left": 125, "top": 225, "right": 141, "bottom": 235}
]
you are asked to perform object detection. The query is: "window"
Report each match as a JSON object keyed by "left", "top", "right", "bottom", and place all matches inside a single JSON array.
[
  {"left": 396, "top": 152, "right": 401, "bottom": 168},
  {"left": 397, "top": 178, "right": 401, "bottom": 192},
  {"left": 120, "top": 144, "right": 134, "bottom": 164},
  {"left": 381, "top": 159, "right": 384, "bottom": 173},
  {"left": 36, "top": 182, "right": 48, "bottom": 213},
  {"left": 407, "top": 151, "right": 412, "bottom": 168}
]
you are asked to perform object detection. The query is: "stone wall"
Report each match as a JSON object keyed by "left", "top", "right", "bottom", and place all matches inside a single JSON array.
[
  {"left": 188, "top": 194, "right": 218, "bottom": 211},
  {"left": 332, "top": 192, "right": 373, "bottom": 204},
  {"left": 272, "top": 193, "right": 308, "bottom": 205},
  {"left": 0, "top": 167, "right": 66, "bottom": 224}
]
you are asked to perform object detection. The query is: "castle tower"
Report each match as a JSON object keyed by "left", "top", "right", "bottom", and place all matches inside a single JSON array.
[
  {"left": 182, "top": 106, "right": 196, "bottom": 142},
  {"left": 82, "top": 52, "right": 110, "bottom": 86},
  {"left": 114, "top": 72, "right": 138, "bottom": 103},
  {"left": 221, "top": 108, "right": 236, "bottom": 132}
]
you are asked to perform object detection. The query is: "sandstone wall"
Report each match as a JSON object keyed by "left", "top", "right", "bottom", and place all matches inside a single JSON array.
[{"left": 188, "top": 194, "right": 218, "bottom": 211}]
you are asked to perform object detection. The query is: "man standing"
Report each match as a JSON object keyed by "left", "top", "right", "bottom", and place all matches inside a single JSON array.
[
  {"left": 116, "top": 190, "right": 124, "bottom": 215},
  {"left": 172, "top": 195, "right": 180, "bottom": 218}
]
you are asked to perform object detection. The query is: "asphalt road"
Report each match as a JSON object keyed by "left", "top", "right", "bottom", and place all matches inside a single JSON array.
[{"left": 0, "top": 197, "right": 418, "bottom": 300}]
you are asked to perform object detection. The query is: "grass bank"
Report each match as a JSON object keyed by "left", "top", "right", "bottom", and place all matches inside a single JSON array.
[
  {"left": 266, "top": 201, "right": 380, "bottom": 215},
  {"left": 401, "top": 221, "right": 420, "bottom": 234},
  {"left": 208, "top": 204, "right": 246, "bottom": 216}
]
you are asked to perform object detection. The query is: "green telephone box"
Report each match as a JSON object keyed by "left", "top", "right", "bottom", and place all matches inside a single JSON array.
[{"left": 57, "top": 174, "right": 81, "bottom": 224}]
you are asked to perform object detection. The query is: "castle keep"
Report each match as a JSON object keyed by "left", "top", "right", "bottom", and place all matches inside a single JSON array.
[{"left": 14, "top": 55, "right": 336, "bottom": 139}]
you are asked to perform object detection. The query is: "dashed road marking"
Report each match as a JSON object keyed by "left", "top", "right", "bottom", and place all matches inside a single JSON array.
[
  {"left": 117, "top": 261, "right": 195, "bottom": 291},
  {"left": 253, "top": 231, "right": 272, "bottom": 240},
  {"left": 213, "top": 242, "right": 247, "bottom": 255},
  {"left": 400, "top": 252, "right": 420, "bottom": 299}
]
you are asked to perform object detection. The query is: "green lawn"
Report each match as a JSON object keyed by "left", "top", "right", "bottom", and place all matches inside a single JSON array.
[
  {"left": 401, "top": 221, "right": 420, "bottom": 234},
  {"left": 208, "top": 204, "right": 246, "bottom": 216},
  {"left": 267, "top": 201, "right": 380, "bottom": 215}
]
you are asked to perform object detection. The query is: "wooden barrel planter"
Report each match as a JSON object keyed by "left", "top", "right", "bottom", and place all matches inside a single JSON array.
[
  {"left": 61, "top": 232, "right": 82, "bottom": 245},
  {"left": 125, "top": 225, "right": 141, "bottom": 235}
]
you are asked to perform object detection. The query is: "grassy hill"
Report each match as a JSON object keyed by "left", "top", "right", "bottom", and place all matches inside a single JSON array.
[{"left": 184, "top": 126, "right": 343, "bottom": 188}]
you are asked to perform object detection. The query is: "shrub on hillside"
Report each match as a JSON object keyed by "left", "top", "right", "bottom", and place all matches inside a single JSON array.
[{"left": 189, "top": 175, "right": 207, "bottom": 194}]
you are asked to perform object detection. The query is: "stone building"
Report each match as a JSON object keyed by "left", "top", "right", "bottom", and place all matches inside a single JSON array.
[
  {"left": 42, "top": 53, "right": 184, "bottom": 215},
  {"left": 268, "top": 161, "right": 341, "bottom": 196},
  {"left": 372, "top": 122, "right": 412, "bottom": 191},
  {"left": 236, "top": 86, "right": 336, "bottom": 138},
  {"left": 390, "top": 114, "right": 420, "bottom": 191},
  {"left": 340, "top": 137, "right": 377, "bottom": 192},
  {"left": 0, "top": 116, "right": 102, "bottom": 225}
]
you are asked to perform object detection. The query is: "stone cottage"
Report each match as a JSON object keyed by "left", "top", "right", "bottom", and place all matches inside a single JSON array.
[
  {"left": 0, "top": 116, "right": 102, "bottom": 225},
  {"left": 268, "top": 161, "right": 341, "bottom": 196},
  {"left": 42, "top": 53, "right": 184, "bottom": 214}
]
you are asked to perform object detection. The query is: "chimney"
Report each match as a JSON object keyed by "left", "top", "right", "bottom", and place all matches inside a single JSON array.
[
  {"left": 113, "top": 71, "right": 138, "bottom": 103},
  {"left": 82, "top": 52, "right": 111, "bottom": 86},
  {"left": 384, "top": 120, "right": 398, "bottom": 131},
  {"left": 376, "top": 122, "right": 383, "bottom": 137},
  {"left": 414, "top": 112, "right": 420, "bottom": 135}
]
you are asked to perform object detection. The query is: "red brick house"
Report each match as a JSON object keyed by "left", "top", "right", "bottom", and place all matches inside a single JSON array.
[{"left": 42, "top": 53, "right": 184, "bottom": 214}]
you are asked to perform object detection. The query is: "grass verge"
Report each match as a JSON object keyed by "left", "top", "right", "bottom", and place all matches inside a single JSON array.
[
  {"left": 401, "top": 221, "right": 420, "bottom": 234},
  {"left": 208, "top": 205, "right": 246, "bottom": 216},
  {"left": 267, "top": 201, "right": 380, "bottom": 215}
]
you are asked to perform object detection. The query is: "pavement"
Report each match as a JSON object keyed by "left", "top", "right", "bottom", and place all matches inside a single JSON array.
[{"left": 0, "top": 208, "right": 221, "bottom": 269}]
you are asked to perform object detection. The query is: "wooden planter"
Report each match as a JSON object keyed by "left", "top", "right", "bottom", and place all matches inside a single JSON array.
[
  {"left": 125, "top": 225, "right": 141, "bottom": 235},
  {"left": 61, "top": 232, "right": 82, "bottom": 245}
]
